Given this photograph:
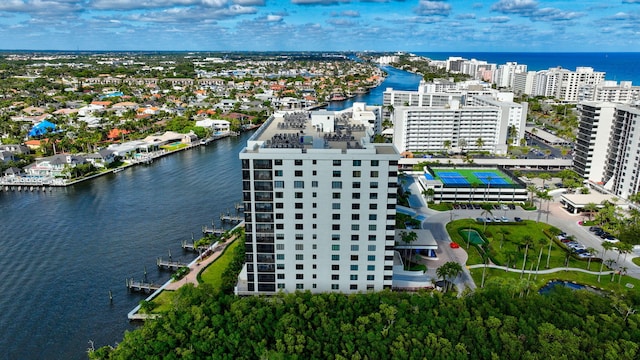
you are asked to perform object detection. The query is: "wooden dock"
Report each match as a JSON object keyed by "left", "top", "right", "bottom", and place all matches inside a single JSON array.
[
  {"left": 181, "top": 239, "right": 208, "bottom": 252},
  {"left": 202, "top": 224, "right": 225, "bottom": 235},
  {"left": 126, "top": 278, "right": 161, "bottom": 293},
  {"left": 156, "top": 257, "right": 187, "bottom": 270},
  {"left": 220, "top": 212, "right": 243, "bottom": 223},
  {"left": 234, "top": 203, "right": 244, "bottom": 212}
]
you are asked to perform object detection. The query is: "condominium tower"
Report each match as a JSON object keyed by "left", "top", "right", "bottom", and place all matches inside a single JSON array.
[{"left": 236, "top": 106, "right": 400, "bottom": 295}]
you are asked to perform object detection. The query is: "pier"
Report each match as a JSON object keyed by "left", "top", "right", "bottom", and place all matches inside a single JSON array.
[
  {"left": 126, "top": 278, "right": 161, "bottom": 293},
  {"left": 156, "top": 257, "right": 187, "bottom": 270},
  {"left": 235, "top": 202, "right": 244, "bottom": 212},
  {"left": 220, "top": 212, "right": 243, "bottom": 223},
  {"left": 202, "top": 222, "right": 226, "bottom": 236},
  {"left": 181, "top": 239, "right": 209, "bottom": 252}
]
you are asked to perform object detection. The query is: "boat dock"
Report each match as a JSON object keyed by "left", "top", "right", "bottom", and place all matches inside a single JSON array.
[
  {"left": 181, "top": 239, "right": 208, "bottom": 252},
  {"left": 220, "top": 212, "right": 243, "bottom": 223},
  {"left": 126, "top": 278, "right": 161, "bottom": 293},
  {"left": 156, "top": 257, "right": 187, "bottom": 270}
]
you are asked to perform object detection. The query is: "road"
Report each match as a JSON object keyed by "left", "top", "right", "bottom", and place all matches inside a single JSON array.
[{"left": 402, "top": 175, "right": 640, "bottom": 293}]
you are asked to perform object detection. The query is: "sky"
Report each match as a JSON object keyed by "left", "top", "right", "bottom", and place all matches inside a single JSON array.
[{"left": 1, "top": 0, "right": 640, "bottom": 52}]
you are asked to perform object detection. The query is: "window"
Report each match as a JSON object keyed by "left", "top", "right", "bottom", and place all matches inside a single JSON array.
[
  {"left": 353, "top": 170, "right": 361, "bottom": 178},
  {"left": 296, "top": 264, "right": 304, "bottom": 270},
  {"left": 274, "top": 181, "right": 284, "bottom": 188},
  {"left": 295, "top": 244, "right": 304, "bottom": 251},
  {"left": 368, "top": 235, "right": 376, "bottom": 241},
  {"left": 352, "top": 214, "right": 360, "bottom": 220},
  {"left": 352, "top": 182, "right": 361, "bottom": 189},
  {"left": 332, "top": 224, "right": 340, "bottom": 230},
  {"left": 367, "top": 275, "right": 375, "bottom": 281},
  {"left": 275, "top": 192, "right": 283, "bottom": 198},
  {"left": 350, "top": 285, "right": 358, "bottom": 290},
  {"left": 276, "top": 203, "right": 284, "bottom": 209},
  {"left": 371, "top": 160, "right": 379, "bottom": 166},
  {"left": 333, "top": 170, "right": 341, "bottom": 177},
  {"left": 367, "top": 255, "right": 376, "bottom": 261},
  {"left": 295, "top": 203, "right": 303, "bottom": 209},
  {"left": 332, "top": 254, "right": 340, "bottom": 261},
  {"left": 353, "top": 160, "right": 361, "bottom": 166},
  {"left": 278, "top": 283, "right": 285, "bottom": 289},
  {"left": 295, "top": 234, "right": 304, "bottom": 240},
  {"left": 352, "top": 193, "right": 360, "bottom": 199},
  {"left": 332, "top": 203, "right": 341, "bottom": 210},
  {"left": 368, "top": 224, "right": 377, "bottom": 231},
  {"left": 313, "top": 192, "right": 317, "bottom": 198},
  {"left": 350, "top": 265, "right": 359, "bottom": 271},
  {"left": 370, "top": 171, "right": 379, "bottom": 178},
  {"left": 277, "top": 274, "right": 285, "bottom": 279},
  {"left": 312, "top": 170, "right": 317, "bottom": 176},
  {"left": 275, "top": 213, "right": 284, "bottom": 220},
  {"left": 369, "top": 214, "right": 377, "bottom": 221},
  {"left": 351, "top": 245, "right": 359, "bottom": 251},
  {"left": 332, "top": 244, "right": 340, "bottom": 251},
  {"left": 274, "top": 159, "right": 283, "bottom": 166},
  {"left": 370, "top": 182, "right": 378, "bottom": 189},
  {"left": 296, "top": 284, "right": 304, "bottom": 289},
  {"left": 352, "top": 204, "right": 360, "bottom": 210},
  {"left": 370, "top": 204, "right": 378, "bottom": 210},
  {"left": 331, "top": 264, "right": 340, "bottom": 271},
  {"left": 332, "top": 193, "right": 341, "bottom": 199},
  {"left": 275, "top": 170, "right": 283, "bottom": 177},
  {"left": 331, "top": 284, "right": 339, "bottom": 290},
  {"left": 332, "top": 214, "right": 340, "bottom": 220},
  {"left": 276, "top": 254, "right": 285, "bottom": 260},
  {"left": 367, "top": 265, "right": 375, "bottom": 271},
  {"left": 332, "top": 181, "right": 342, "bottom": 189},
  {"left": 295, "top": 170, "right": 303, "bottom": 177},
  {"left": 351, "top": 255, "right": 359, "bottom": 261},
  {"left": 312, "top": 181, "right": 318, "bottom": 187},
  {"left": 368, "top": 245, "right": 376, "bottom": 251},
  {"left": 276, "top": 224, "right": 284, "bottom": 230},
  {"left": 369, "top": 193, "right": 378, "bottom": 200},
  {"left": 276, "top": 244, "right": 284, "bottom": 250},
  {"left": 332, "top": 274, "right": 340, "bottom": 280},
  {"left": 350, "top": 274, "right": 358, "bottom": 280},
  {"left": 333, "top": 160, "right": 341, "bottom": 166},
  {"left": 352, "top": 224, "right": 359, "bottom": 231},
  {"left": 295, "top": 224, "right": 304, "bottom": 230},
  {"left": 295, "top": 213, "right": 303, "bottom": 219},
  {"left": 332, "top": 234, "right": 340, "bottom": 241},
  {"left": 295, "top": 160, "right": 303, "bottom": 166},
  {"left": 294, "top": 181, "right": 304, "bottom": 188},
  {"left": 277, "top": 264, "right": 285, "bottom": 269},
  {"left": 295, "top": 254, "right": 304, "bottom": 260},
  {"left": 295, "top": 192, "right": 303, "bottom": 199},
  {"left": 296, "top": 274, "right": 304, "bottom": 279}
]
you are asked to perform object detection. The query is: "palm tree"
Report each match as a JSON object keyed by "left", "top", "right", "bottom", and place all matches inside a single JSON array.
[
  {"left": 605, "top": 259, "right": 617, "bottom": 282},
  {"left": 583, "top": 202, "right": 598, "bottom": 222},
  {"left": 598, "top": 241, "right": 615, "bottom": 282},
  {"left": 505, "top": 250, "right": 518, "bottom": 270},
  {"left": 436, "top": 261, "right": 463, "bottom": 293},
  {"left": 480, "top": 208, "right": 493, "bottom": 232},
  {"left": 526, "top": 184, "right": 537, "bottom": 207},
  {"left": 585, "top": 247, "right": 597, "bottom": 270},
  {"left": 539, "top": 172, "right": 551, "bottom": 188},
  {"left": 458, "top": 138, "right": 467, "bottom": 153},
  {"left": 617, "top": 242, "right": 634, "bottom": 263},
  {"left": 546, "top": 228, "right": 561, "bottom": 268},
  {"left": 534, "top": 237, "right": 547, "bottom": 279},
  {"left": 475, "top": 137, "right": 485, "bottom": 151},
  {"left": 498, "top": 228, "right": 509, "bottom": 249},
  {"left": 442, "top": 140, "right": 451, "bottom": 154},
  {"left": 400, "top": 231, "right": 418, "bottom": 270},
  {"left": 618, "top": 266, "right": 628, "bottom": 284},
  {"left": 520, "top": 235, "right": 534, "bottom": 278},
  {"left": 537, "top": 190, "right": 553, "bottom": 223}
]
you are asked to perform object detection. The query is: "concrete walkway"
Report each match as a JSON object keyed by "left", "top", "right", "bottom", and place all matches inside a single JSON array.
[
  {"left": 468, "top": 263, "right": 614, "bottom": 275},
  {"left": 164, "top": 238, "right": 235, "bottom": 291}
]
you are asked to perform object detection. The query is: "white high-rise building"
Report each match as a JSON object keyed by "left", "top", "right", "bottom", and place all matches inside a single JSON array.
[
  {"left": 237, "top": 108, "right": 399, "bottom": 295},
  {"left": 493, "top": 62, "right": 527, "bottom": 89},
  {"left": 532, "top": 67, "right": 606, "bottom": 102},
  {"left": 573, "top": 101, "right": 617, "bottom": 184}
]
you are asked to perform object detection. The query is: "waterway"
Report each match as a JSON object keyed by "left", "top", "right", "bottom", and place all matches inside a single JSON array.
[
  {"left": 325, "top": 65, "right": 424, "bottom": 111},
  {"left": 0, "top": 64, "right": 421, "bottom": 359},
  {"left": 0, "top": 133, "right": 251, "bottom": 359}
]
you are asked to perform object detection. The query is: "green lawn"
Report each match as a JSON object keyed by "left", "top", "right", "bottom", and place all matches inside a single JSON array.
[
  {"left": 470, "top": 267, "right": 640, "bottom": 295},
  {"left": 143, "top": 291, "right": 176, "bottom": 314},
  {"left": 633, "top": 257, "right": 640, "bottom": 267},
  {"left": 448, "top": 219, "right": 597, "bottom": 271},
  {"left": 198, "top": 238, "right": 241, "bottom": 288}
]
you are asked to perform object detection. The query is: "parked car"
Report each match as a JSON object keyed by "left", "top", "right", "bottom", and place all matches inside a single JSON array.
[
  {"left": 501, "top": 216, "right": 509, "bottom": 222},
  {"left": 473, "top": 204, "right": 481, "bottom": 209},
  {"left": 502, "top": 204, "right": 509, "bottom": 210},
  {"left": 508, "top": 204, "right": 516, "bottom": 210},
  {"left": 514, "top": 217, "right": 523, "bottom": 222}
]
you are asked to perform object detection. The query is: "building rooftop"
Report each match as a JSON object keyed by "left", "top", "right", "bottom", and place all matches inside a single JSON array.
[{"left": 244, "top": 109, "right": 397, "bottom": 155}]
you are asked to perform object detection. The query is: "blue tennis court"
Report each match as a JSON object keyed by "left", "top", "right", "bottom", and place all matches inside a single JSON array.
[
  {"left": 473, "top": 172, "right": 510, "bottom": 185},
  {"left": 439, "top": 176, "right": 470, "bottom": 185}
]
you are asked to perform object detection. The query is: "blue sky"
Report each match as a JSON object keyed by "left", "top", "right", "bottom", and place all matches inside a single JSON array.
[{"left": 1, "top": 0, "right": 639, "bottom": 51}]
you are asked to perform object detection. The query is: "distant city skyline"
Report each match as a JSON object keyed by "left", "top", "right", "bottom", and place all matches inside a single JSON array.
[{"left": 1, "top": 0, "right": 640, "bottom": 52}]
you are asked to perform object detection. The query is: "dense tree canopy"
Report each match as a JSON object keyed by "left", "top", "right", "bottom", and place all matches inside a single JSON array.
[{"left": 91, "top": 285, "right": 639, "bottom": 359}]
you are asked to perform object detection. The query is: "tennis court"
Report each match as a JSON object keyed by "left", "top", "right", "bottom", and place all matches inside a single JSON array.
[{"left": 431, "top": 168, "right": 514, "bottom": 186}]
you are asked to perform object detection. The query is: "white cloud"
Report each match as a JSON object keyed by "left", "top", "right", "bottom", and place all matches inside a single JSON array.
[{"left": 414, "top": 0, "right": 451, "bottom": 16}]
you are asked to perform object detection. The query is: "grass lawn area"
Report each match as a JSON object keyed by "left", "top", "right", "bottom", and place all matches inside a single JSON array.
[
  {"left": 470, "top": 267, "right": 640, "bottom": 295},
  {"left": 428, "top": 203, "right": 453, "bottom": 211},
  {"left": 144, "top": 290, "right": 176, "bottom": 314},
  {"left": 161, "top": 143, "right": 188, "bottom": 151},
  {"left": 198, "top": 238, "right": 241, "bottom": 289},
  {"left": 447, "top": 218, "right": 596, "bottom": 272},
  {"left": 632, "top": 257, "right": 640, "bottom": 266}
]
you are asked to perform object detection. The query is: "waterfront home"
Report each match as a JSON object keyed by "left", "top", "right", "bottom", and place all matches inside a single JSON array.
[
  {"left": 195, "top": 119, "right": 230, "bottom": 133},
  {"left": 24, "top": 154, "right": 87, "bottom": 177},
  {"left": 107, "top": 140, "right": 157, "bottom": 159},
  {"left": 84, "top": 149, "right": 116, "bottom": 168},
  {"left": 0, "top": 150, "right": 15, "bottom": 164},
  {"left": 0, "top": 144, "right": 30, "bottom": 155},
  {"left": 3, "top": 167, "right": 23, "bottom": 178}
]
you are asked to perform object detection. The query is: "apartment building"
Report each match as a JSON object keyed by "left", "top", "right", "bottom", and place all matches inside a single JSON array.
[
  {"left": 574, "top": 101, "right": 640, "bottom": 199},
  {"left": 237, "top": 109, "right": 400, "bottom": 295}
]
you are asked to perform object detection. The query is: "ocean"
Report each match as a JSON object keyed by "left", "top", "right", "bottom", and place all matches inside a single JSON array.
[{"left": 416, "top": 52, "right": 640, "bottom": 85}]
